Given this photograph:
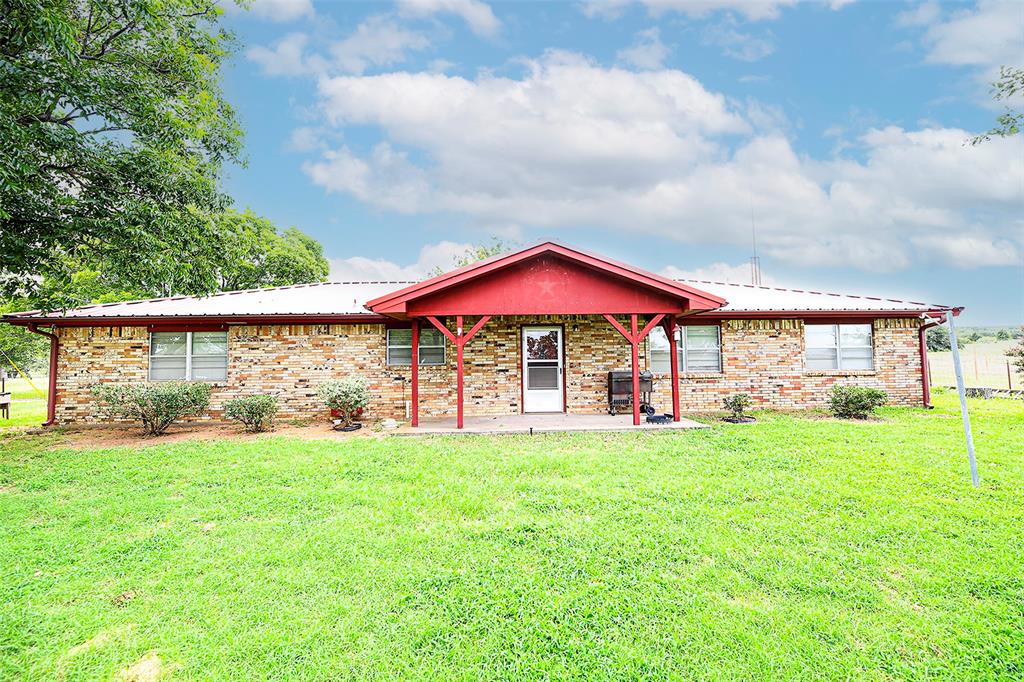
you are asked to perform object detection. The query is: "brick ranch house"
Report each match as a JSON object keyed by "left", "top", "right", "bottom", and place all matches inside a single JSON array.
[{"left": 4, "top": 242, "right": 959, "bottom": 429}]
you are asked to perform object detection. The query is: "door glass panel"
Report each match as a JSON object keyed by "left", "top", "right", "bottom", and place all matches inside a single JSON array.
[{"left": 526, "top": 331, "right": 559, "bottom": 360}]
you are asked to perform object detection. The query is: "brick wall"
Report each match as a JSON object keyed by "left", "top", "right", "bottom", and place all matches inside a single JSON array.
[
  {"left": 53, "top": 316, "right": 924, "bottom": 424},
  {"left": 645, "top": 318, "right": 924, "bottom": 413}
]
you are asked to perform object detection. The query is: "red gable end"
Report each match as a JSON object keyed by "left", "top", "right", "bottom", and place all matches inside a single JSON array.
[{"left": 365, "top": 241, "right": 726, "bottom": 317}]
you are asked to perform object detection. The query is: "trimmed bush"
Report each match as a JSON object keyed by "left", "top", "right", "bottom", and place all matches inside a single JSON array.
[
  {"left": 317, "top": 378, "right": 370, "bottom": 427},
  {"left": 828, "top": 384, "right": 888, "bottom": 419},
  {"left": 92, "top": 382, "right": 211, "bottom": 435},
  {"left": 224, "top": 394, "right": 278, "bottom": 433},
  {"left": 723, "top": 393, "right": 753, "bottom": 421}
]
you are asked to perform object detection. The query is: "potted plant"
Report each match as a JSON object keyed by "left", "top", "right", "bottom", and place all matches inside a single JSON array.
[
  {"left": 317, "top": 378, "right": 370, "bottom": 431},
  {"left": 722, "top": 393, "right": 755, "bottom": 423}
]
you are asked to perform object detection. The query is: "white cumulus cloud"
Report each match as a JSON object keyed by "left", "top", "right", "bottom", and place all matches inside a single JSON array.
[
  {"left": 617, "top": 27, "right": 671, "bottom": 70},
  {"left": 397, "top": 0, "right": 501, "bottom": 37},
  {"left": 918, "top": 0, "right": 1023, "bottom": 69},
  {"left": 300, "top": 51, "right": 1022, "bottom": 272},
  {"left": 245, "top": 0, "right": 314, "bottom": 22},
  {"left": 330, "top": 16, "right": 431, "bottom": 75},
  {"left": 662, "top": 262, "right": 778, "bottom": 285},
  {"left": 581, "top": 0, "right": 799, "bottom": 22},
  {"left": 246, "top": 33, "right": 325, "bottom": 77},
  {"left": 702, "top": 20, "right": 775, "bottom": 62},
  {"left": 330, "top": 241, "right": 475, "bottom": 280},
  {"left": 247, "top": 17, "right": 431, "bottom": 77}
]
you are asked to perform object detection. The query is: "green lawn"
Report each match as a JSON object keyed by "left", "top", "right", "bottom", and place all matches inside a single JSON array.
[
  {"left": 1, "top": 375, "right": 48, "bottom": 428},
  {"left": 1, "top": 392, "right": 1021, "bottom": 680},
  {"left": 2, "top": 375, "right": 48, "bottom": 401}
]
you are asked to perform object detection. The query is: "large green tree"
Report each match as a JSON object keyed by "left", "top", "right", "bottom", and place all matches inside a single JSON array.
[
  {"left": 0, "top": 0, "right": 243, "bottom": 299},
  {"left": 215, "top": 210, "right": 330, "bottom": 291},
  {"left": 0, "top": 213, "right": 331, "bottom": 373}
]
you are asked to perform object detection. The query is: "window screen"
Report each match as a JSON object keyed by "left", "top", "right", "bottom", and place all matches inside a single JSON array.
[
  {"left": 387, "top": 327, "right": 446, "bottom": 366},
  {"left": 805, "top": 324, "right": 873, "bottom": 371},
  {"left": 150, "top": 331, "right": 227, "bottom": 381},
  {"left": 649, "top": 325, "right": 721, "bottom": 373}
]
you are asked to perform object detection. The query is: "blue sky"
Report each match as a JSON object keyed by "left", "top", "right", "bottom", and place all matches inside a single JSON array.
[{"left": 219, "top": 0, "right": 1023, "bottom": 324}]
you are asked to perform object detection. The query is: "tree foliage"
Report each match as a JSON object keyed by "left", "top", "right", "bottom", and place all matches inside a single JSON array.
[
  {"left": 0, "top": 302, "right": 49, "bottom": 373},
  {"left": 971, "top": 66, "right": 1023, "bottom": 145},
  {"left": 215, "top": 210, "right": 330, "bottom": 291},
  {"left": 224, "top": 394, "right": 278, "bottom": 433},
  {"left": 926, "top": 325, "right": 964, "bottom": 352},
  {"left": 91, "top": 381, "right": 211, "bottom": 435},
  {"left": 430, "top": 238, "right": 515, "bottom": 276},
  {"left": 317, "top": 378, "right": 369, "bottom": 427},
  {"left": 1007, "top": 328, "right": 1024, "bottom": 378},
  {"left": 828, "top": 385, "right": 888, "bottom": 420},
  {"left": 0, "top": 0, "right": 243, "bottom": 299}
]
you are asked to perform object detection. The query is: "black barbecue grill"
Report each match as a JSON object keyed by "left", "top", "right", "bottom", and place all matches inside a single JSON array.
[{"left": 607, "top": 370, "right": 656, "bottom": 416}]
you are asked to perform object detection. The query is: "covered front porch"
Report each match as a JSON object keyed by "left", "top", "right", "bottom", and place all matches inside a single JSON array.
[
  {"left": 367, "top": 242, "right": 727, "bottom": 429},
  {"left": 399, "top": 411, "right": 708, "bottom": 435}
]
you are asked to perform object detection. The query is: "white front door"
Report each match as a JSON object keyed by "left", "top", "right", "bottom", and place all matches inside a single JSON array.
[{"left": 522, "top": 326, "right": 564, "bottom": 413}]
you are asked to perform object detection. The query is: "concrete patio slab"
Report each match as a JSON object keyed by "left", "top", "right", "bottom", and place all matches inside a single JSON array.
[{"left": 397, "top": 413, "right": 709, "bottom": 435}]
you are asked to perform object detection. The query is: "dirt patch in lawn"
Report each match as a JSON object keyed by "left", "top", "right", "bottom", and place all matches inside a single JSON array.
[
  {"left": 116, "top": 651, "right": 163, "bottom": 682},
  {"left": 46, "top": 419, "right": 390, "bottom": 450}
]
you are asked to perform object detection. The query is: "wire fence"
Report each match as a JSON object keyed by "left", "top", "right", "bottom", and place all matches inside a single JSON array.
[{"left": 928, "top": 342, "right": 1019, "bottom": 390}]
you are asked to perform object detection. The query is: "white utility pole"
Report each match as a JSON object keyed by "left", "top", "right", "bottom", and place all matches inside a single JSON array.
[{"left": 946, "top": 311, "right": 979, "bottom": 488}]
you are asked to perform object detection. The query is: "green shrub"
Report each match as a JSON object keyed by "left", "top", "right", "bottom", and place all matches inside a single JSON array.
[
  {"left": 723, "top": 393, "right": 753, "bottom": 420},
  {"left": 224, "top": 394, "right": 278, "bottom": 433},
  {"left": 317, "top": 378, "right": 370, "bottom": 427},
  {"left": 828, "top": 384, "right": 887, "bottom": 419},
  {"left": 92, "top": 382, "right": 211, "bottom": 435}
]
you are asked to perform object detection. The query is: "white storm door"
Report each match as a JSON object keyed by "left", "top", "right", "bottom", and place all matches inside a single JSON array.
[{"left": 522, "top": 326, "right": 564, "bottom": 413}]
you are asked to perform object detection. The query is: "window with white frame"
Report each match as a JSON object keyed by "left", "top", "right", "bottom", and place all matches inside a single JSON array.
[
  {"left": 387, "top": 327, "right": 446, "bottom": 366},
  {"left": 649, "top": 325, "right": 722, "bottom": 373},
  {"left": 805, "top": 323, "right": 873, "bottom": 370},
  {"left": 149, "top": 331, "right": 228, "bottom": 381}
]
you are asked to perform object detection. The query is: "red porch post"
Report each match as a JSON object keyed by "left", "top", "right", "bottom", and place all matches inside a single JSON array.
[
  {"left": 425, "top": 315, "right": 491, "bottom": 429},
  {"left": 665, "top": 317, "right": 680, "bottom": 421},
  {"left": 411, "top": 319, "right": 419, "bottom": 426},
  {"left": 456, "top": 315, "right": 464, "bottom": 429},
  {"left": 603, "top": 313, "right": 666, "bottom": 427},
  {"left": 630, "top": 314, "right": 641, "bottom": 426}
]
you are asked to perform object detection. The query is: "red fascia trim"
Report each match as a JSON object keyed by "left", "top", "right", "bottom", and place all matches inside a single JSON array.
[
  {"left": 26, "top": 325, "right": 58, "bottom": 427},
  {"left": 365, "top": 241, "right": 727, "bottom": 312},
  {"left": 689, "top": 310, "right": 944, "bottom": 322},
  {"left": 3, "top": 314, "right": 388, "bottom": 328}
]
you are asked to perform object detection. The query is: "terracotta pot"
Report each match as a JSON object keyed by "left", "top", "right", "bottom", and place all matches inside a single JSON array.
[{"left": 330, "top": 407, "right": 364, "bottom": 420}]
